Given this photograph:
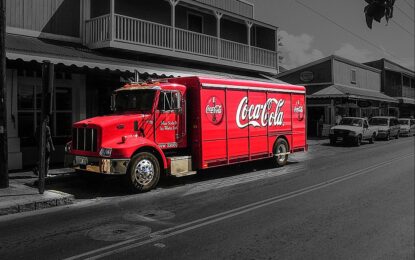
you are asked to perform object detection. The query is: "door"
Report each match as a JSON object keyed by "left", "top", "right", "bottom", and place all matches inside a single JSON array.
[{"left": 155, "top": 91, "right": 183, "bottom": 149}]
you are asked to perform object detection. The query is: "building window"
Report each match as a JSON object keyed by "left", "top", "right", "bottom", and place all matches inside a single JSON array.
[
  {"left": 17, "top": 83, "right": 73, "bottom": 146},
  {"left": 187, "top": 13, "right": 204, "bottom": 34},
  {"left": 351, "top": 69, "right": 357, "bottom": 84}
]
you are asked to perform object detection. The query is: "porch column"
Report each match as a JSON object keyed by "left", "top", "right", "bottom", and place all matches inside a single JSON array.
[
  {"left": 214, "top": 11, "right": 223, "bottom": 59},
  {"left": 80, "top": 0, "right": 91, "bottom": 45},
  {"left": 110, "top": 0, "right": 115, "bottom": 40},
  {"left": 245, "top": 21, "right": 253, "bottom": 64},
  {"left": 275, "top": 28, "right": 279, "bottom": 73},
  {"left": 330, "top": 99, "right": 335, "bottom": 125},
  {"left": 169, "top": 0, "right": 180, "bottom": 51}
]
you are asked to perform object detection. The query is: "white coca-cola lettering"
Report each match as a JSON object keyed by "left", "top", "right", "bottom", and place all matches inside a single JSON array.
[
  {"left": 293, "top": 106, "right": 303, "bottom": 113},
  {"left": 236, "top": 97, "right": 285, "bottom": 128},
  {"left": 205, "top": 105, "right": 223, "bottom": 114}
]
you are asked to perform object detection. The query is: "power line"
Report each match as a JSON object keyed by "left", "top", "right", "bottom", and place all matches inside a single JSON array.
[
  {"left": 395, "top": 4, "right": 415, "bottom": 22},
  {"left": 391, "top": 20, "right": 415, "bottom": 36},
  {"left": 294, "top": 0, "right": 404, "bottom": 62},
  {"left": 402, "top": 0, "right": 414, "bottom": 8}
]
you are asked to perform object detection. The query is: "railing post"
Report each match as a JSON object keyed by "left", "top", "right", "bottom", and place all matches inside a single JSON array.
[
  {"left": 214, "top": 11, "right": 223, "bottom": 59},
  {"left": 245, "top": 21, "right": 253, "bottom": 64},
  {"left": 275, "top": 27, "right": 279, "bottom": 73},
  {"left": 110, "top": 0, "right": 115, "bottom": 40},
  {"left": 169, "top": 0, "right": 180, "bottom": 51}
]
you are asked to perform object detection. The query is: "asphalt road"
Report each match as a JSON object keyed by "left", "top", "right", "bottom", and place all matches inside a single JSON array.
[{"left": 0, "top": 137, "right": 414, "bottom": 260}]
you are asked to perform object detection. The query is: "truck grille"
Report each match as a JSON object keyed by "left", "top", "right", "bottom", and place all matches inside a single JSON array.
[
  {"left": 72, "top": 127, "right": 98, "bottom": 152},
  {"left": 334, "top": 129, "right": 349, "bottom": 135}
]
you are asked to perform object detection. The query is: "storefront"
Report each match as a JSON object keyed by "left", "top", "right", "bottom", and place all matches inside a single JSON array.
[
  {"left": 277, "top": 55, "right": 398, "bottom": 137},
  {"left": 6, "top": 34, "right": 274, "bottom": 169}
]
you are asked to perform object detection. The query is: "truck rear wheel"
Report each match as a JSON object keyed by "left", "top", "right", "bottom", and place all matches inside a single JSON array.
[
  {"left": 125, "top": 152, "right": 160, "bottom": 193},
  {"left": 273, "top": 138, "right": 289, "bottom": 167}
]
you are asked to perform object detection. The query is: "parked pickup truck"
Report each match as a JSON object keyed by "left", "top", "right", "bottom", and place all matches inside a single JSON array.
[{"left": 329, "top": 117, "right": 378, "bottom": 146}]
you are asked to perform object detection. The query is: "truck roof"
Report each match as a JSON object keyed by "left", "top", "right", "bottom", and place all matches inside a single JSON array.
[{"left": 192, "top": 77, "right": 306, "bottom": 93}]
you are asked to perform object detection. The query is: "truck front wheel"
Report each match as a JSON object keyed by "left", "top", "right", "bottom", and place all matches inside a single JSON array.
[
  {"left": 125, "top": 152, "right": 160, "bottom": 193},
  {"left": 273, "top": 138, "right": 289, "bottom": 167}
]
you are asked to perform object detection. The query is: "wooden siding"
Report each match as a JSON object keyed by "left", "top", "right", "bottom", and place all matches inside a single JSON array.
[
  {"left": 193, "top": 0, "right": 254, "bottom": 18},
  {"left": 277, "top": 60, "right": 332, "bottom": 87},
  {"left": 6, "top": 0, "right": 80, "bottom": 37},
  {"left": 333, "top": 59, "right": 380, "bottom": 92}
]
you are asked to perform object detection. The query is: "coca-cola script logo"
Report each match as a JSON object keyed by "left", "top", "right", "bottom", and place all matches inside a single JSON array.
[
  {"left": 293, "top": 100, "right": 304, "bottom": 121},
  {"left": 205, "top": 96, "right": 224, "bottom": 125},
  {"left": 236, "top": 97, "right": 285, "bottom": 128}
]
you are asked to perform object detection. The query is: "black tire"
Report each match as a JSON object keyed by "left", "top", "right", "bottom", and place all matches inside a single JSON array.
[
  {"left": 330, "top": 138, "right": 336, "bottom": 145},
  {"left": 395, "top": 132, "right": 399, "bottom": 139},
  {"left": 124, "top": 152, "right": 160, "bottom": 193},
  {"left": 369, "top": 133, "right": 375, "bottom": 144},
  {"left": 272, "top": 138, "right": 289, "bottom": 167},
  {"left": 355, "top": 135, "right": 362, "bottom": 146}
]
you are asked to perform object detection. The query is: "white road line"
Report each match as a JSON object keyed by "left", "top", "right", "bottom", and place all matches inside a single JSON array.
[{"left": 65, "top": 153, "right": 414, "bottom": 260}]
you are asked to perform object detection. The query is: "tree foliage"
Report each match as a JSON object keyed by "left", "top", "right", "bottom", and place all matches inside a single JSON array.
[{"left": 364, "top": 0, "right": 395, "bottom": 29}]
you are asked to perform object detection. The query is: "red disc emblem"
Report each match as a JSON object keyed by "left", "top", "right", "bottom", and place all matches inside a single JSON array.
[
  {"left": 205, "top": 96, "right": 224, "bottom": 125},
  {"left": 293, "top": 100, "right": 305, "bottom": 121}
]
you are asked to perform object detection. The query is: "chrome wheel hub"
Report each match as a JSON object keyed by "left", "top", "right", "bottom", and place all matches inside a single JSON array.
[{"left": 134, "top": 159, "right": 154, "bottom": 186}]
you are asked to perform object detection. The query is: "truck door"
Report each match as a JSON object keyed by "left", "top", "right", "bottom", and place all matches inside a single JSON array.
[{"left": 155, "top": 91, "right": 183, "bottom": 149}]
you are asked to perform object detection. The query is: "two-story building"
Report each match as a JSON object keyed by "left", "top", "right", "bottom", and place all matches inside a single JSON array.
[
  {"left": 277, "top": 55, "right": 398, "bottom": 137},
  {"left": 5, "top": 0, "right": 281, "bottom": 170},
  {"left": 364, "top": 59, "right": 415, "bottom": 118}
]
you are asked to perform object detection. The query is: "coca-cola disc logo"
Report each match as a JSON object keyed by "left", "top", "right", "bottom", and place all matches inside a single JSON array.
[
  {"left": 205, "top": 96, "right": 224, "bottom": 125},
  {"left": 293, "top": 100, "right": 304, "bottom": 121}
]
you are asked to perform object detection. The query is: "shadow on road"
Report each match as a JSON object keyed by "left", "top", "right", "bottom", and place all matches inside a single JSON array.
[{"left": 36, "top": 159, "right": 298, "bottom": 200}]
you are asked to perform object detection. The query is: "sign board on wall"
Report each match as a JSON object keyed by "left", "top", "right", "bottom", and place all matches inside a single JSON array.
[{"left": 300, "top": 71, "right": 314, "bottom": 82}]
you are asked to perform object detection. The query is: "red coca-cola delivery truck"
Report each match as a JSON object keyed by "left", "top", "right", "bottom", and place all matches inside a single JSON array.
[{"left": 65, "top": 77, "right": 307, "bottom": 192}]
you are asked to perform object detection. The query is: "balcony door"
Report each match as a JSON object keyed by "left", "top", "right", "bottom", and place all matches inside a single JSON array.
[{"left": 187, "top": 13, "right": 204, "bottom": 34}]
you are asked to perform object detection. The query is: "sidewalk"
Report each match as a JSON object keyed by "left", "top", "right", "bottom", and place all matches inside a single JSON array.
[{"left": 0, "top": 169, "right": 75, "bottom": 216}]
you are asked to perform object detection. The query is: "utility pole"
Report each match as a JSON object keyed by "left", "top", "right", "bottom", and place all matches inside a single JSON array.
[
  {"left": 38, "top": 61, "right": 54, "bottom": 194},
  {"left": 0, "top": 0, "right": 8, "bottom": 189}
]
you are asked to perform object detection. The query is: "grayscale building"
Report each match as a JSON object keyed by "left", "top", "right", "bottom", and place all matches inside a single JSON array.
[
  {"left": 276, "top": 55, "right": 398, "bottom": 137},
  {"left": 364, "top": 59, "right": 415, "bottom": 118},
  {"left": 4, "top": 0, "right": 282, "bottom": 170}
]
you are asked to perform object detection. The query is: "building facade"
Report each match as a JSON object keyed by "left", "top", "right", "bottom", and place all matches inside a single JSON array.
[
  {"left": 5, "top": 0, "right": 280, "bottom": 170},
  {"left": 277, "top": 56, "right": 398, "bottom": 137},
  {"left": 364, "top": 59, "right": 415, "bottom": 118}
]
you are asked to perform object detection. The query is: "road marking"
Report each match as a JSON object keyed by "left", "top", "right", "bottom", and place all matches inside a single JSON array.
[
  {"left": 184, "top": 164, "right": 306, "bottom": 196},
  {"left": 65, "top": 153, "right": 414, "bottom": 260}
]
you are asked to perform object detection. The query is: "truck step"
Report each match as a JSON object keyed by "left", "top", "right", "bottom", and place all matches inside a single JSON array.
[{"left": 171, "top": 171, "right": 197, "bottom": 177}]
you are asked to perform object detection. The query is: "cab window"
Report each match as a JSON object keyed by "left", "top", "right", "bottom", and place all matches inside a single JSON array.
[
  {"left": 363, "top": 120, "right": 369, "bottom": 128},
  {"left": 158, "top": 91, "right": 181, "bottom": 111}
]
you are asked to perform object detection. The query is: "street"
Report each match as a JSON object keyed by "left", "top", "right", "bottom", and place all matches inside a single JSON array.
[{"left": 0, "top": 137, "right": 414, "bottom": 260}]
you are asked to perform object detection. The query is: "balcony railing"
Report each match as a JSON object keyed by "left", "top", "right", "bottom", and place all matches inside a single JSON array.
[
  {"left": 193, "top": 0, "right": 254, "bottom": 18},
  {"left": 86, "top": 14, "right": 277, "bottom": 70}
]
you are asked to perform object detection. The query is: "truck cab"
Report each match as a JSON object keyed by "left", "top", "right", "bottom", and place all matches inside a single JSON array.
[{"left": 66, "top": 82, "right": 187, "bottom": 191}]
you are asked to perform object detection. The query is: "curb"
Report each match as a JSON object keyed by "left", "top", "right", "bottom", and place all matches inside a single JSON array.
[{"left": 0, "top": 190, "right": 75, "bottom": 216}]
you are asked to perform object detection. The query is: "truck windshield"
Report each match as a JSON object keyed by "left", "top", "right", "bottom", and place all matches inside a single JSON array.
[
  {"left": 115, "top": 90, "right": 156, "bottom": 113},
  {"left": 369, "top": 118, "right": 388, "bottom": 126},
  {"left": 339, "top": 118, "right": 363, "bottom": 127}
]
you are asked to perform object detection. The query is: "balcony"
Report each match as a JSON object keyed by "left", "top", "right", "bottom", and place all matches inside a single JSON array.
[
  {"left": 402, "top": 86, "right": 415, "bottom": 99},
  {"left": 85, "top": 14, "right": 278, "bottom": 73}
]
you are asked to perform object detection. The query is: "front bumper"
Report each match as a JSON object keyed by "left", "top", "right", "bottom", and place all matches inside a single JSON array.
[
  {"left": 376, "top": 131, "right": 389, "bottom": 138},
  {"left": 65, "top": 153, "right": 130, "bottom": 175},
  {"left": 329, "top": 133, "right": 355, "bottom": 142}
]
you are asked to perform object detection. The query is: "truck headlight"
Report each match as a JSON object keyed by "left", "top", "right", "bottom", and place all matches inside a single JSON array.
[
  {"left": 348, "top": 131, "right": 356, "bottom": 136},
  {"left": 99, "top": 148, "right": 112, "bottom": 157}
]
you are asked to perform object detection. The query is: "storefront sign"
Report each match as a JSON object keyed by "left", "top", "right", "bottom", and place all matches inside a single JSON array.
[
  {"left": 357, "top": 100, "right": 372, "bottom": 108},
  {"left": 300, "top": 71, "right": 314, "bottom": 82}
]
